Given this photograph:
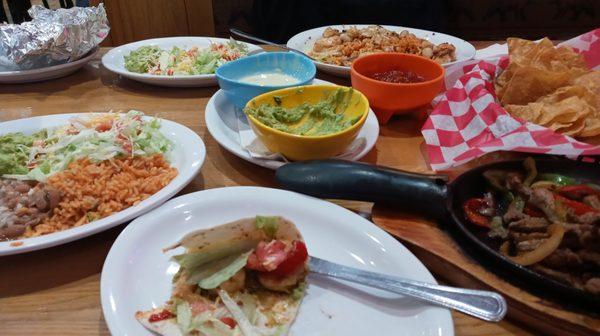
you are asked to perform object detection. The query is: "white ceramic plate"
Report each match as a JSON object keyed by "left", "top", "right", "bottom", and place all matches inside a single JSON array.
[
  {"left": 287, "top": 24, "right": 476, "bottom": 77},
  {"left": 0, "top": 47, "right": 99, "bottom": 84},
  {"left": 0, "top": 113, "right": 205, "bottom": 256},
  {"left": 101, "top": 186, "right": 454, "bottom": 336},
  {"left": 205, "top": 79, "right": 379, "bottom": 169},
  {"left": 101, "top": 37, "right": 262, "bottom": 87}
]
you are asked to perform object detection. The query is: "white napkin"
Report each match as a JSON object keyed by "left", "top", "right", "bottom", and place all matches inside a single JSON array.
[
  {"left": 475, "top": 43, "right": 508, "bottom": 59},
  {"left": 236, "top": 107, "right": 367, "bottom": 161}
]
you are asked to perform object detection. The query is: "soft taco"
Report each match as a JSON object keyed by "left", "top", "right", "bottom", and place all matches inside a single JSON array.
[{"left": 135, "top": 216, "right": 309, "bottom": 336}]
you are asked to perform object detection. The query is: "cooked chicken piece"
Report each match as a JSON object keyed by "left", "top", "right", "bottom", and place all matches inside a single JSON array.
[
  {"left": 432, "top": 43, "right": 456, "bottom": 64},
  {"left": 578, "top": 250, "right": 600, "bottom": 267},
  {"left": 507, "top": 217, "right": 549, "bottom": 232},
  {"left": 584, "top": 278, "right": 600, "bottom": 294},
  {"left": 505, "top": 172, "right": 532, "bottom": 196},
  {"left": 516, "top": 239, "right": 543, "bottom": 252},
  {"left": 529, "top": 188, "right": 558, "bottom": 221},
  {"left": 541, "top": 248, "right": 582, "bottom": 268},
  {"left": 583, "top": 195, "right": 600, "bottom": 210},
  {"left": 562, "top": 223, "right": 598, "bottom": 249},
  {"left": 530, "top": 264, "right": 584, "bottom": 290},
  {"left": 509, "top": 231, "right": 549, "bottom": 243},
  {"left": 322, "top": 27, "right": 340, "bottom": 38},
  {"left": 218, "top": 269, "right": 246, "bottom": 293},
  {"left": 313, "top": 35, "right": 342, "bottom": 52}
]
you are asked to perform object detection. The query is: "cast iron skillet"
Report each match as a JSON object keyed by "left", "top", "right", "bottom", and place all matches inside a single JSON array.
[{"left": 276, "top": 159, "right": 600, "bottom": 309}]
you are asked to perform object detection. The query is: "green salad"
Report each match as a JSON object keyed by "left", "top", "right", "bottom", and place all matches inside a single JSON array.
[
  {"left": 124, "top": 38, "right": 248, "bottom": 76},
  {"left": 0, "top": 111, "right": 173, "bottom": 181}
]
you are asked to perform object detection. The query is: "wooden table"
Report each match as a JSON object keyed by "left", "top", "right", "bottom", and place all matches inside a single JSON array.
[{"left": 0, "top": 44, "right": 534, "bottom": 335}]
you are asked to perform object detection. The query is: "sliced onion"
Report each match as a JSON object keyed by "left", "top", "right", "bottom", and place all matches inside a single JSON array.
[
  {"left": 501, "top": 224, "right": 564, "bottom": 266},
  {"left": 217, "top": 290, "right": 256, "bottom": 336}
]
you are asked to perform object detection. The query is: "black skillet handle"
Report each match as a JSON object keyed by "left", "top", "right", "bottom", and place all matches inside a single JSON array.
[{"left": 276, "top": 160, "right": 450, "bottom": 220}]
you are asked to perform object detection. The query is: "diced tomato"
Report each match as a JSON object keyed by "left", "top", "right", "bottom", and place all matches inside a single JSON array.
[
  {"left": 246, "top": 240, "right": 308, "bottom": 277},
  {"left": 463, "top": 198, "right": 491, "bottom": 228},
  {"left": 220, "top": 317, "right": 237, "bottom": 329},
  {"left": 148, "top": 309, "right": 175, "bottom": 323},
  {"left": 554, "top": 194, "right": 599, "bottom": 216},
  {"left": 246, "top": 240, "right": 289, "bottom": 272},
  {"left": 95, "top": 120, "right": 113, "bottom": 132},
  {"left": 268, "top": 241, "right": 308, "bottom": 277},
  {"left": 558, "top": 185, "right": 599, "bottom": 200}
]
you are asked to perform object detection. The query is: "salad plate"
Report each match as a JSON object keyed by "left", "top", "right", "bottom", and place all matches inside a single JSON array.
[
  {"left": 101, "top": 37, "right": 262, "bottom": 87},
  {"left": 0, "top": 47, "right": 99, "bottom": 84},
  {"left": 101, "top": 186, "right": 454, "bottom": 336},
  {"left": 0, "top": 113, "right": 205, "bottom": 256},
  {"left": 205, "top": 79, "right": 379, "bottom": 169},
  {"left": 287, "top": 24, "right": 476, "bottom": 77}
]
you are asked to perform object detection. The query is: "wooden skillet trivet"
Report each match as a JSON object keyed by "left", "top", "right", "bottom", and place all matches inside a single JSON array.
[{"left": 372, "top": 205, "right": 600, "bottom": 336}]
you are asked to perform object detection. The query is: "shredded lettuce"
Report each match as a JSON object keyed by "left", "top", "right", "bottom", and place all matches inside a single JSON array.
[
  {"left": 255, "top": 216, "right": 279, "bottom": 239},
  {"left": 16, "top": 110, "right": 172, "bottom": 181},
  {"left": 195, "top": 251, "right": 252, "bottom": 290},
  {"left": 197, "top": 319, "right": 237, "bottom": 336},
  {"left": 218, "top": 290, "right": 256, "bottom": 336},
  {"left": 239, "top": 293, "right": 258, "bottom": 325},
  {"left": 124, "top": 39, "right": 248, "bottom": 76},
  {"left": 176, "top": 301, "right": 193, "bottom": 334},
  {"left": 173, "top": 240, "right": 256, "bottom": 272}
]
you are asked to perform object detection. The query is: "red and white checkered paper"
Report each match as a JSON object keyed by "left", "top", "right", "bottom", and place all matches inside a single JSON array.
[{"left": 422, "top": 29, "right": 600, "bottom": 171}]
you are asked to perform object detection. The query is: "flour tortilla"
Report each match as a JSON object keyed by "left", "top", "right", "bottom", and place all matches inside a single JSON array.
[{"left": 135, "top": 216, "right": 307, "bottom": 336}]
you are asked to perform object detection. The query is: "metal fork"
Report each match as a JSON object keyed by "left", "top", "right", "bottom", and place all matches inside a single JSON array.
[{"left": 309, "top": 257, "right": 507, "bottom": 322}]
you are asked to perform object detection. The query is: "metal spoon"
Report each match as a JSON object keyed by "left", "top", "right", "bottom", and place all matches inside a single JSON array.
[
  {"left": 310, "top": 256, "right": 507, "bottom": 322},
  {"left": 230, "top": 28, "right": 315, "bottom": 60}
]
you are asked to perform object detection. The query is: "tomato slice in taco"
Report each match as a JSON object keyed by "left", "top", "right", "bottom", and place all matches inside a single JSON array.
[{"left": 135, "top": 216, "right": 308, "bottom": 336}]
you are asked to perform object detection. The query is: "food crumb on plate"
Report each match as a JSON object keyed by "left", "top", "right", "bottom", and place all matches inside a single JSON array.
[
  {"left": 320, "top": 307, "right": 333, "bottom": 319},
  {"left": 10, "top": 241, "right": 23, "bottom": 247}
]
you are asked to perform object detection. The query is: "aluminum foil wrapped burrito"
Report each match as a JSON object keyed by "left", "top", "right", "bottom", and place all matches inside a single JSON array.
[{"left": 0, "top": 5, "right": 110, "bottom": 71}]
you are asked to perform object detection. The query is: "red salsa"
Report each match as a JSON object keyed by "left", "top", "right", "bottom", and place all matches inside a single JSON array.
[{"left": 369, "top": 70, "right": 426, "bottom": 84}]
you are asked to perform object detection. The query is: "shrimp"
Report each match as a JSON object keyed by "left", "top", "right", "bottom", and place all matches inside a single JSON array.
[
  {"left": 218, "top": 269, "right": 246, "bottom": 293},
  {"left": 313, "top": 35, "right": 342, "bottom": 52}
]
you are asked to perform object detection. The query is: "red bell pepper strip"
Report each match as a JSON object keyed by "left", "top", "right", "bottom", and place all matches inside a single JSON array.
[
  {"left": 554, "top": 194, "right": 599, "bottom": 216},
  {"left": 523, "top": 204, "right": 545, "bottom": 217},
  {"left": 557, "top": 185, "right": 599, "bottom": 201},
  {"left": 463, "top": 198, "right": 491, "bottom": 228}
]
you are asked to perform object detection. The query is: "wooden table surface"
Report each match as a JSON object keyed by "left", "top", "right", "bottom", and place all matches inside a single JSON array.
[{"left": 0, "top": 43, "right": 534, "bottom": 336}]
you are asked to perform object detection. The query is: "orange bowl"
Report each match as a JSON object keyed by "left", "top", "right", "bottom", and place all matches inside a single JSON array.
[{"left": 350, "top": 53, "right": 445, "bottom": 124}]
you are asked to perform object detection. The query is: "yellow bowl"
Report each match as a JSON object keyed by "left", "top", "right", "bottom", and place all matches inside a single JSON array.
[{"left": 245, "top": 85, "right": 369, "bottom": 161}]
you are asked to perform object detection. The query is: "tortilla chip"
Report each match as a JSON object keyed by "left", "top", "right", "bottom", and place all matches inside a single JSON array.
[
  {"left": 505, "top": 104, "right": 543, "bottom": 123},
  {"left": 497, "top": 38, "right": 588, "bottom": 105},
  {"left": 550, "top": 118, "right": 586, "bottom": 137},
  {"left": 580, "top": 115, "right": 600, "bottom": 137}
]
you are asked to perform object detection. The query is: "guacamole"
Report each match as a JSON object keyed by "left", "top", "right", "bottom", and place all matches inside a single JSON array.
[
  {"left": 244, "top": 88, "right": 361, "bottom": 136},
  {"left": 0, "top": 131, "right": 45, "bottom": 175}
]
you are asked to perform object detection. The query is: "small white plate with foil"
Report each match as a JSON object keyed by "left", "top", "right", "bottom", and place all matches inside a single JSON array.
[{"left": 0, "top": 47, "right": 99, "bottom": 84}]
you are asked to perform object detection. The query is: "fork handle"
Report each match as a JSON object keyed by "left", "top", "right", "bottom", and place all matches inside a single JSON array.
[{"left": 310, "top": 257, "right": 507, "bottom": 322}]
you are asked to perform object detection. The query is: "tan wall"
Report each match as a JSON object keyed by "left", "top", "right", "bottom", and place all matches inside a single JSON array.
[{"left": 92, "top": 0, "right": 215, "bottom": 46}]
